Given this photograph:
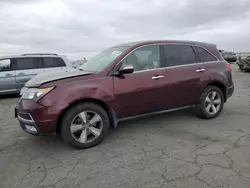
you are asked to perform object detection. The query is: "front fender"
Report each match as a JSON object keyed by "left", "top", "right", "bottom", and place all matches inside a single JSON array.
[
  {"left": 67, "top": 85, "right": 114, "bottom": 106},
  {"left": 39, "top": 77, "right": 114, "bottom": 108}
]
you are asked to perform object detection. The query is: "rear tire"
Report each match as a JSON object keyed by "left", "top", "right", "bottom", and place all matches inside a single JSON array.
[
  {"left": 60, "top": 102, "right": 109, "bottom": 149},
  {"left": 195, "top": 86, "right": 224, "bottom": 119}
]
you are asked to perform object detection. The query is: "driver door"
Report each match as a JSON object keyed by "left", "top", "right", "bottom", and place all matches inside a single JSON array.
[{"left": 112, "top": 44, "right": 168, "bottom": 119}]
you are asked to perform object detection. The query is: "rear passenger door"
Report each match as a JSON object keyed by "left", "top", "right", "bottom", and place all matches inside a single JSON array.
[
  {"left": 193, "top": 45, "right": 219, "bottom": 71},
  {"left": 43, "top": 57, "right": 67, "bottom": 72},
  {"left": 14, "top": 58, "right": 43, "bottom": 91},
  {"left": 163, "top": 44, "right": 205, "bottom": 108}
]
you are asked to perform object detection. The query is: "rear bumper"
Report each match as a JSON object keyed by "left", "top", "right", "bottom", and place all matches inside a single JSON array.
[
  {"left": 15, "top": 99, "right": 64, "bottom": 135},
  {"left": 226, "top": 86, "right": 234, "bottom": 100}
]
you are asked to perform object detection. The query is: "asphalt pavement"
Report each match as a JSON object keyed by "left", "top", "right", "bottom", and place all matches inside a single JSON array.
[{"left": 0, "top": 65, "right": 250, "bottom": 188}]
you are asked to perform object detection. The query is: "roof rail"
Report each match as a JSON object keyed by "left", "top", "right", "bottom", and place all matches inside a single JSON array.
[{"left": 21, "top": 53, "right": 58, "bottom": 56}]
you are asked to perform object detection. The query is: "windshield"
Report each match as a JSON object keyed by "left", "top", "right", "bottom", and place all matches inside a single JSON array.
[{"left": 78, "top": 46, "right": 129, "bottom": 72}]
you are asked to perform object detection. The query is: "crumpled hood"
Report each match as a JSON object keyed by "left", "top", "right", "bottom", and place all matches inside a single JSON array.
[{"left": 25, "top": 68, "right": 93, "bottom": 87}]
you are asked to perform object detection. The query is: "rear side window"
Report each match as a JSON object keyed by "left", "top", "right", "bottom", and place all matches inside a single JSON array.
[
  {"left": 15, "top": 58, "right": 43, "bottom": 70},
  {"left": 193, "top": 46, "right": 217, "bottom": 62},
  {"left": 163, "top": 44, "right": 196, "bottom": 67},
  {"left": 43, "top": 58, "right": 66, "bottom": 68},
  {"left": 0, "top": 59, "right": 11, "bottom": 71}
]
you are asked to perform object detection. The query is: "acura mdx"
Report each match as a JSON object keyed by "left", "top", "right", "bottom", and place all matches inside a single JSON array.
[{"left": 15, "top": 40, "right": 234, "bottom": 149}]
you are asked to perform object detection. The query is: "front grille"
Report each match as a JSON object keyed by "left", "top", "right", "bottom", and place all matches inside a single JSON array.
[{"left": 19, "top": 113, "right": 32, "bottom": 120}]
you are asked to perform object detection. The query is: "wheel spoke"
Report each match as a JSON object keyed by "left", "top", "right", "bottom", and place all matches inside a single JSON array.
[
  {"left": 89, "top": 114, "right": 101, "bottom": 125},
  {"left": 205, "top": 96, "right": 211, "bottom": 103},
  {"left": 213, "top": 98, "right": 221, "bottom": 104},
  {"left": 79, "top": 112, "right": 87, "bottom": 123},
  {"left": 211, "top": 92, "right": 217, "bottom": 100},
  {"left": 70, "top": 124, "right": 83, "bottom": 133},
  {"left": 211, "top": 105, "right": 217, "bottom": 114},
  {"left": 79, "top": 129, "right": 88, "bottom": 143},
  {"left": 205, "top": 104, "right": 212, "bottom": 112},
  {"left": 71, "top": 111, "right": 103, "bottom": 144},
  {"left": 89, "top": 126, "right": 101, "bottom": 137}
]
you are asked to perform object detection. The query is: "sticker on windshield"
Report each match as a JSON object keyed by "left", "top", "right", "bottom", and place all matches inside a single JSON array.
[{"left": 112, "top": 50, "right": 122, "bottom": 56}]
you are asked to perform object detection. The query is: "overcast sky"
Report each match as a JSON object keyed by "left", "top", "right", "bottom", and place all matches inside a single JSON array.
[{"left": 1, "top": 0, "right": 250, "bottom": 60}]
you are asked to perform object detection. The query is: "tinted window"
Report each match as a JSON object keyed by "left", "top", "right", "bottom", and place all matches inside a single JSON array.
[
  {"left": 43, "top": 58, "right": 66, "bottom": 68},
  {"left": 122, "top": 45, "right": 160, "bottom": 72},
  {"left": 54, "top": 58, "right": 65, "bottom": 67},
  {"left": 163, "top": 44, "right": 196, "bottom": 67},
  {"left": 222, "top": 52, "right": 234, "bottom": 56},
  {"left": 194, "top": 46, "right": 217, "bottom": 62},
  {"left": 43, "top": 58, "right": 54, "bottom": 67},
  {"left": 15, "top": 58, "right": 42, "bottom": 70},
  {"left": 0, "top": 59, "right": 11, "bottom": 72}
]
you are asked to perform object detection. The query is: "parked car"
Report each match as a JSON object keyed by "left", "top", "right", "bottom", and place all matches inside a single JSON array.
[
  {"left": 0, "top": 53, "right": 72, "bottom": 95},
  {"left": 237, "top": 56, "right": 250, "bottom": 71},
  {"left": 15, "top": 40, "right": 234, "bottom": 149},
  {"left": 221, "top": 51, "right": 237, "bottom": 63}
]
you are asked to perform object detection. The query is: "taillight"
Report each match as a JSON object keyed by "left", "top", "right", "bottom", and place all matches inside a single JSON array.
[{"left": 227, "top": 63, "right": 232, "bottom": 72}]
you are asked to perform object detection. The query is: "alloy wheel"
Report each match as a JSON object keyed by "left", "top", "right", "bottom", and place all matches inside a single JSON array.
[
  {"left": 204, "top": 91, "right": 222, "bottom": 115},
  {"left": 70, "top": 111, "right": 103, "bottom": 144}
]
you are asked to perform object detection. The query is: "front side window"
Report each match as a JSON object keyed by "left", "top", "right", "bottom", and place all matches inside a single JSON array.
[
  {"left": 194, "top": 46, "right": 217, "bottom": 62},
  {"left": 15, "top": 58, "right": 42, "bottom": 70},
  {"left": 163, "top": 44, "right": 196, "bottom": 67},
  {"left": 78, "top": 46, "right": 129, "bottom": 72},
  {"left": 122, "top": 45, "right": 161, "bottom": 72},
  {"left": 0, "top": 59, "right": 11, "bottom": 72}
]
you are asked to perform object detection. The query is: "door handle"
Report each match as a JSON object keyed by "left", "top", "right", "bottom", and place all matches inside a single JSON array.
[
  {"left": 5, "top": 73, "right": 13, "bottom": 77},
  {"left": 152, "top": 75, "right": 164, "bottom": 80},
  {"left": 196, "top": 68, "right": 206, "bottom": 73},
  {"left": 17, "top": 72, "right": 25, "bottom": 76}
]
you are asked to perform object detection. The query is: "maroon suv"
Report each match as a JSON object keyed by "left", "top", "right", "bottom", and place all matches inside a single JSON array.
[{"left": 15, "top": 40, "right": 234, "bottom": 149}]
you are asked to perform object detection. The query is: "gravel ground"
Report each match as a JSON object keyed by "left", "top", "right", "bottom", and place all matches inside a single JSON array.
[{"left": 0, "top": 65, "right": 250, "bottom": 188}]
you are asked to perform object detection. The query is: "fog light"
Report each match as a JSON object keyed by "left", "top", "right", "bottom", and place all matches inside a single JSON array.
[{"left": 25, "top": 125, "right": 37, "bottom": 133}]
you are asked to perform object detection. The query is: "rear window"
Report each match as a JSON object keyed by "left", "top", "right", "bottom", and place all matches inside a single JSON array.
[
  {"left": 193, "top": 46, "right": 217, "bottom": 62},
  {"left": 223, "top": 52, "right": 235, "bottom": 56},
  {"left": 43, "top": 58, "right": 66, "bottom": 68},
  {"left": 15, "top": 58, "right": 43, "bottom": 70}
]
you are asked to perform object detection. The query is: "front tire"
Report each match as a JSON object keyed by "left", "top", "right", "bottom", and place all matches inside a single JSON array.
[
  {"left": 196, "top": 86, "right": 224, "bottom": 119},
  {"left": 61, "top": 102, "right": 109, "bottom": 149}
]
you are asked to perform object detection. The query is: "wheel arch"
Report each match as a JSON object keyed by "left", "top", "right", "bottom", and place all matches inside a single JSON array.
[
  {"left": 202, "top": 81, "right": 227, "bottom": 102},
  {"left": 56, "top": 98, "right": 117, "bottom": 133}
]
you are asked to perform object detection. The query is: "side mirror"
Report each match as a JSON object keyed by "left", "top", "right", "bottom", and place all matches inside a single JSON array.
[{"left": 118, "top": 64, "right": 134, "bottom": 75}]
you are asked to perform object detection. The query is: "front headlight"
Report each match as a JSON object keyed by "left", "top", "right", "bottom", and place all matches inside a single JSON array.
[{"left": 21, "top": 87, "right": 54, "bottom": 101}]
